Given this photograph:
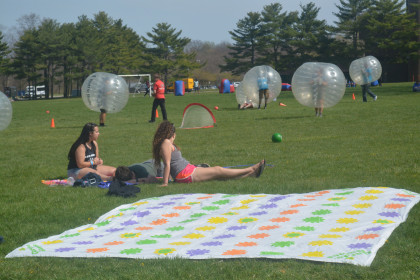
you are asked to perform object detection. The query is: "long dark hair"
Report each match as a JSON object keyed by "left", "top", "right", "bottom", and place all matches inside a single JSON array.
[
  {"left": 152, "top": 121, "right": 176, "bottom": 167},
  {"left": 68, "top": 123, "right": 97, "bottom": 160}
]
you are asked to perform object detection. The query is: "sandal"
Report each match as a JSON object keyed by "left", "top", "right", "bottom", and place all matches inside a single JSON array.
[{"left": 256, "top": 159, "right": 266, "bottom": 178}]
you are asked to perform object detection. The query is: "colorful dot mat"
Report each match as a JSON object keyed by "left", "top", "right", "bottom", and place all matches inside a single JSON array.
[{"left": 6, "top": 187, "right": 419, "bottom": 266}]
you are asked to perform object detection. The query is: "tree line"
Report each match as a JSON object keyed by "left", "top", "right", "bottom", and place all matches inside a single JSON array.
[
  {"left": 0, "top": 12, "right": 200, "bottom": 98},
  {"left": 221, "top": 0, "right": 419, "bottom": 81},
  {"left": 0, "top": 0, "right": 418, "bottom": 98}
]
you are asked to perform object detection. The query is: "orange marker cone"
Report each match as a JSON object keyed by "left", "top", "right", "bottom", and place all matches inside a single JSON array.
[
  {"left": 352, "top": 93, "right": 355, "bottom": 100},
  {"left": 156, "top": 109, "right": 159, "bottom": 118},
  {"left": 50, "top": 118, "right": 55, "bottom": 128}
]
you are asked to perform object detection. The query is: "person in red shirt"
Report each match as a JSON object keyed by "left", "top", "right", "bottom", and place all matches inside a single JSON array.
[{"left": 149, "top": 74, "right": 167, "bottom": 123}]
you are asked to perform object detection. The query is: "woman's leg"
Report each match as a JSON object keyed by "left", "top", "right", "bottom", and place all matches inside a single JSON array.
[
  {"left": 264, "top": 90, "right": 268, "bottom": 108},
  {"left": 192, "top": 160, "right": 264, "bottom": 182},
  {"left": 78, "top": 166, "right": 115, "bottom": 181},
  {"left": 97, "top": 165, "right": 116, "bottom": 180}
]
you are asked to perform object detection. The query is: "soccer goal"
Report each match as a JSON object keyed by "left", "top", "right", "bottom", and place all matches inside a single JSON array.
[{"left": 119, "top": 74, "right": 152, "bottom": 97}]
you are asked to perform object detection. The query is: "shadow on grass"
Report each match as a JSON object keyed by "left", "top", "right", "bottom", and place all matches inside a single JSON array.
[{"left": 255, "top": 115, "right": 309, "bottom": 121}]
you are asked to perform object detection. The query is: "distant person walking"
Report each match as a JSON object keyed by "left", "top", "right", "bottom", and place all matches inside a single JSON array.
[
  {"left": 149, "top": 74, "right": 167, "bottom": 123},
  {"left": 361, "top": 62, "right": 377, "bottom": 102},
  {"left": 194, "top": 79, "right": 200, "bottom": 93},
  {"left": 144, "top": 80, "right": 150, "bottom": 97}
]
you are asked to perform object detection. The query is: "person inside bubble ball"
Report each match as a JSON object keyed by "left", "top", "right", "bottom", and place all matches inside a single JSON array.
[
  {"left": 67, "top": 122, "right": 116, "bottom": 181},
  {"left": 361, "top": 62, "right": 377, "bottom": 102},
  {"left": 98, "top": 78, "right": 113, "bottom": 126},
  {"left": 257, "top": 73, "right": 269, "bottom": 109},
  {"left": 311, "top": 67, "right": 328, "bottom": 117},
  {"left": 152, "top": 121, "right": 265, "bottom": 187}
]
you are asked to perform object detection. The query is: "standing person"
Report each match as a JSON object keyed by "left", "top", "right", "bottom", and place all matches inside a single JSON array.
[
  {"left": 312, "top": 67, "right": 327, "bottom": 117},
  {"left": 144, "top": 80, "right": 150, "bottom": 97},
  {"left": 257, "top": 74, "right": 269, "bottom": 109},
  {"left": 99, "top": 78, "right": 112, "bottom": 126},
  {"left": 67, "top": 123, "right": 116, "bottom": 181},
  {"left": 152, "top": 121, "right": 265, "bottom": 187},
  {"left": 361, "top": 62, "right": 377, "bottom": 102},
  {"left": 149, "top": 74, "right": 167, "bottom": 123},
  {"left": 194, "top": 79, "right": 200, "bottom": 93},
  {"left": 99, "top": 109, "right": 106, "bottom": 127}
]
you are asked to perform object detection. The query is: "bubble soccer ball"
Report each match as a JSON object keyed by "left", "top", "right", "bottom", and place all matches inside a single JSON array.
[
  {"left": 272, "top": 133, "right": 282, "bottom": 143},
  {"left": 236, "top": 65, "right": 282, "bottom": 108},
  {"left": 82, "top": 72, "right": 129, "bottom": 113},
  {"left": 349, "top": 56, "right": 382, "bottom": 85},
  {"left": 0, "top": 91, "right": 12, "bottom": 131},
  {"left": 291, "top": 62, "right": 346, "bottom": 108}
]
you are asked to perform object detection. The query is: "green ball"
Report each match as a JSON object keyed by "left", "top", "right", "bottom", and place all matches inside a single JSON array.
[{"left": 272, "top": 133, "right": 282, "bottom": 143}]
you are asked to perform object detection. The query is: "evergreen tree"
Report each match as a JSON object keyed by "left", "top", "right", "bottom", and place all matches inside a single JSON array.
[
  {"left": 142, "top": 22, "right": 197, "bottom": 88},
  {"left": 74, "top": 15, "right": 99, "bottom": 81},
  {"left": 290, "top": 3, "right": 335, "bottom": 67},
  {"left": 333, "top": 0, "right": 372, "bottom": 57},
  {"left": 58, "top": 23, "right": 79, "bottom": 98},
  {"left": 37, "top": 18, "right": 61, "bottom": 98},
  {"left": 362, "top": 0, "right": 420, "bottom": 64},
  {"left": 221, "top": 12, "right": 263, "bottom": 75},
  {"left": 259, "top": 3, "right": 298, "bottom": 73},
  {"left": 0, "top": 31, "right": 11, "bottom": 76},
  {"left": 11, "top": 29, "right": 42, "bottom": 97}
]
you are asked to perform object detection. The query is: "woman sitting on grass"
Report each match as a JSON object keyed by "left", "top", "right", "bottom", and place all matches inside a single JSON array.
[
  {"left": 67, "top": 122, "right": 116, "bottom": 181},
  {"left": 152, "top": 121, "right": 265, "bottom": 187}
]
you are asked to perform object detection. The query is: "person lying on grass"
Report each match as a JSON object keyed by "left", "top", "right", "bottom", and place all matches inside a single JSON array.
[
  {"left": 152, "top": 121, "right": 265, "bottom": 187},
  {"left": 114, "top": 159, "right": 164, "bottom": 184},
  {"left": 67, "top": 122, "right": 116, "bottom": 181}
]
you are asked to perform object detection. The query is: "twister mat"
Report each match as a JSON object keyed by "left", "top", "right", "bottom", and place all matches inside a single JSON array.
[{"left": 6, "top": 187, "right": 419, "bottom": 266}]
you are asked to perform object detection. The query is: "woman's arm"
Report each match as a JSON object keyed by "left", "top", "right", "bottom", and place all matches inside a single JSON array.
[
  {"left": 160, "top": 139, "right": 172, "bottom": 186},
  {"left": 92, "top": 140, "right": 103, "bottom": 165},
  {"left": 75, "top": 145, "right": 90, "bottom": 168}
]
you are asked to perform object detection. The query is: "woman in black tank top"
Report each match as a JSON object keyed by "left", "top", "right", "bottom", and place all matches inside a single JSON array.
[{"left": 67, "top": 123, "right": 116, "bottom": 181}]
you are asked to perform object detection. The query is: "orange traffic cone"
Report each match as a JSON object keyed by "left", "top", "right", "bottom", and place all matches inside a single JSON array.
[
  {"left": 156, "top": 109, "right": 159, "bottom": 118},
  {"left": 352, "top": 93, "right": 356, "bottom": 100},
  {"left": 50, "top": 118, "right": 55, "bottom": 128}
]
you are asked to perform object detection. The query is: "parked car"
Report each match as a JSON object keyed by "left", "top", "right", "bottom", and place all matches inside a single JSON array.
[
  {"left": 36, "top": 85, "right": 45, "bottom": 97},
  {"left": 25, "top": 85, "right": 45, "bottom": 98}
]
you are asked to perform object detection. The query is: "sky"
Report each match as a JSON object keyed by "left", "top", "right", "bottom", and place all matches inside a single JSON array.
[{"left": 0, "top": 0, "right": 341, "bottom": 44}]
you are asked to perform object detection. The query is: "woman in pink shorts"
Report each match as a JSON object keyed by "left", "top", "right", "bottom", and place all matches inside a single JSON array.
[{"left": 152, "top": 121, "right": 265, "bottom": 187}]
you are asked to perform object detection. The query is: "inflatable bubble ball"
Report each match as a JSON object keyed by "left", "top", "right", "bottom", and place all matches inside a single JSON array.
[
  {"left": 291, "top": 62, "right": 346, "bottom": 108},
  {"left": 0, "top": 91, "right": 12, "bottom": 131},
  {"left": 349, "top": 56, "right": 382, "bottom": 85},
  {"left": 82, "top": 72, "right": 129, "bottom": 113},
  {"left": 235, "top": 65, "right": 282, "bottom": 108}
]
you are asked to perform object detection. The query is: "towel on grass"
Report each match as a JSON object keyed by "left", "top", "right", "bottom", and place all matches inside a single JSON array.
[{"left": 6, "top": 187, "right": 419, "bottom": 266}]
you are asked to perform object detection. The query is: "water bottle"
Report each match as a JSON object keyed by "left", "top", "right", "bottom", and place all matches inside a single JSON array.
[{"left": 66, "top": 177, "right": 75, "bottom": 186}]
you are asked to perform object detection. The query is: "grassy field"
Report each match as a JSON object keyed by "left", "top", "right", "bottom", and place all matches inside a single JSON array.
[{"left": 0, "top": 83, "right": 419, "bottom": 279}]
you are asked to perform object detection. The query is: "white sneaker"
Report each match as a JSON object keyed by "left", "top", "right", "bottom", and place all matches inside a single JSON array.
[{"left": 373, "top": 96, "right": 377, "bottom": 101}]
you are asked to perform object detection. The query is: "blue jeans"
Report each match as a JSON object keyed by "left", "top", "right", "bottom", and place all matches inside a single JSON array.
[{"left": 361, "top": 84, "right": 376, "bottom": 102}]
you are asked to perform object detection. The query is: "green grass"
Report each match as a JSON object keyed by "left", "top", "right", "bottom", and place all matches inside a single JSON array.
[{"left": 0, "top": 83, "right": 419, "bottom": 279}]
